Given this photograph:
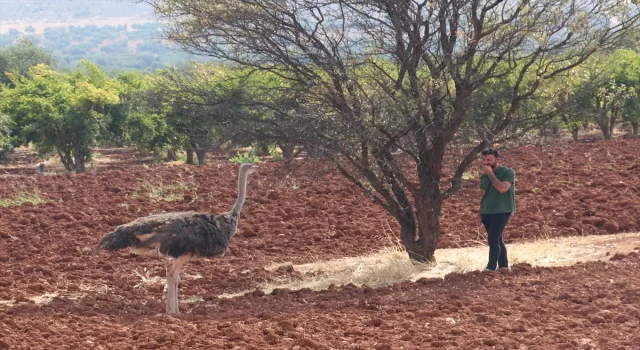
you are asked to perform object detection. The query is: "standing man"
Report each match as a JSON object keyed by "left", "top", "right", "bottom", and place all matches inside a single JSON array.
[{"left": 479, "top": 148, "right": 516, "bottom": 271}]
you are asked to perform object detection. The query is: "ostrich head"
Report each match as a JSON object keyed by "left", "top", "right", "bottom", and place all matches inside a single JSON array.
[{"left": 240, "top": 163, "right": 259, "bottom": 176}]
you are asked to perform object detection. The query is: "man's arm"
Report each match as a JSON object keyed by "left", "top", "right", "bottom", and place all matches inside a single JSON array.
[{"left": 483, "top": 167, "right": 512, "bottom": 194}]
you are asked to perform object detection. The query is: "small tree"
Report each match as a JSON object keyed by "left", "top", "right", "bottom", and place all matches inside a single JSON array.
[
  {"left": 613, "top": 49, "right": 640, "bottom": 136},
  {"left": 148, "top": 0, "right": 640, "bottom": 261},
  {"left": 593, "top": 82, "right": 636, "bottom": 140}
]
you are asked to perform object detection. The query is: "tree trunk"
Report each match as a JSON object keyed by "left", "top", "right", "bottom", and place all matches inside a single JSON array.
[
  {"left": 190, "top": 140, "right": 205, "bottom": 165},
  {"left": 397, "top": 188, "right": 441, "bottom": 263},
  {"left": 166, "top": 147, "right": 178, "bottom": 161},
  {"left": 551, "top": 124, "right": 560, "bottom": 137},
  {"left": 600, "top": 125, "right": 612, "bottom": 140},
  {"left": 57, "top": 149, "right": 74, "bottom": 172},
  {"left": 74, "top": 145, "right": 85, "bottom": 173},
  {"left": 571, "top": 127, "right": 579, "bottom": 141},
  {"left": 195, "top": 149, "right": 207, "bottom": 165},
  {"left": 596, "top": 115, "right": 612, "bottom": 140},
  {"left": 278, "top": 141, "right": 296, "bottom": 160},
  {"left": 609, "top": 116, "right": 617, "bottom": 140},
  {"left": 186, "top": 148, "right": 194, "bottom": 165},
  {"left": 399, "top": 213, "right": 440, "bottom": 263},
  {"left": 631, "top": 121, "right": 639, "bottom": 136}
]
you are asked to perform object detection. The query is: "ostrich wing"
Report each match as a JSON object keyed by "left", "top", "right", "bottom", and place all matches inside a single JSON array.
[{"left": 95, "top": 211, "right": 238, "bottom": 258}]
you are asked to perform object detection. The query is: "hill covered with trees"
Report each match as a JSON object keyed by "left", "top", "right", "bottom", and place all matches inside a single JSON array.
[
  {"left": 0, "top": 0, "right": 207, "bottom": 72},
  {"left": 0, "top": 22, "right": 209, "bottom": 72}
]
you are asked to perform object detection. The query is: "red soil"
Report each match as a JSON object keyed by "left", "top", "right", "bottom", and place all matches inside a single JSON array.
[{"left": 1, "top": 139, "right": 639, "bottom": 349}]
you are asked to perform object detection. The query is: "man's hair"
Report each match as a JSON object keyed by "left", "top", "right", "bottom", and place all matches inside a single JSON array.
[{"left": 481, "top": 148, "right": 500, "bottom": 158}]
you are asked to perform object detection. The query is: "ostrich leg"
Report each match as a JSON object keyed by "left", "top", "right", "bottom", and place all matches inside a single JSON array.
[
  {"left": 165, "top": 257, "right": 187, "bottom": 314},
  {"left": 165, "top": 265, "right": 178, "bottom": 314}
]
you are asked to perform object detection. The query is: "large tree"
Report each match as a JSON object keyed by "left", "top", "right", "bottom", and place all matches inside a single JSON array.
[{"left": 147, "top": 0, "right": 640, "bottom": 261}]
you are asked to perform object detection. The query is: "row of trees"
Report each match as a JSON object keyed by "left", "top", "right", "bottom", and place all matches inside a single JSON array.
[
  {"left": 557, "top": 50, "right": 640, "bottom": 139},
  {"left": 0, "top": 41, "right": 273, "bottom": 165},
  {"left": 2, "top": 0, "right": 640, "bottom": 262},
  {"left": 472, "top": 48, "right": 640, "bottom": 142}
]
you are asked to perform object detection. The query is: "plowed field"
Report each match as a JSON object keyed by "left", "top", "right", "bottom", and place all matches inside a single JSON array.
[{"left": 1, "top": 139, "right": 639, "bottom": 349}]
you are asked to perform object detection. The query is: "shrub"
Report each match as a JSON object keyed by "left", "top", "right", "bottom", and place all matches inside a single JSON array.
[{"left": 229, "top": 149, "right": 260, "bottom": 164}]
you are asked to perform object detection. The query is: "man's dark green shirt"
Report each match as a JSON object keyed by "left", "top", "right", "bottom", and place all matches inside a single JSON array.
[{"left": 480, "top": 166, "right": 516, "bottom": 214}]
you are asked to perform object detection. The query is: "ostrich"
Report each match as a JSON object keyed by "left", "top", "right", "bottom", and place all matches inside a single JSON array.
[{"left": 95, "top": 163, "right": 258, "bottom": 314}]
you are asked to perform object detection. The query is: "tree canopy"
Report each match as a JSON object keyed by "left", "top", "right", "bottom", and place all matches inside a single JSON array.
[{"left": 0, "top": 39, "right": 55, "bottom": 85}]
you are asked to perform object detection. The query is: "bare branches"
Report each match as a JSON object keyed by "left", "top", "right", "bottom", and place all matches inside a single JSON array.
[{"left": 439, "top": 140, "right": 488, "bottom": 201}]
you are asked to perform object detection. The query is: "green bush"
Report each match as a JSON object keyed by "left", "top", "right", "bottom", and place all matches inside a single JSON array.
[
  {"left": 229, "top": 149, "right": 260, "bottom": 164},
  {"left": 0, "top": 115, "right": 14, "bottom": 160},
  {"left": 0, "top": 142, "right": 12, "bottom": 160}
]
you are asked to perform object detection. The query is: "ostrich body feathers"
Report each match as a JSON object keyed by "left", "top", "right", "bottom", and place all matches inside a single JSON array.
[{"left": 95, "top": 211, "right": 239, "bottom": 258}]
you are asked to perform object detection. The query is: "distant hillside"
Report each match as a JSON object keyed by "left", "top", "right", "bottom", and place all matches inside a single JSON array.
[
  {"left": 0, "top": 22, "right": 210, "bottom": 73},
  {"left": 0, "top": 1, "right": 211, "bottom": 73},
  {"left": 0, "top": 0, "right": 153, "bottom": 22}
]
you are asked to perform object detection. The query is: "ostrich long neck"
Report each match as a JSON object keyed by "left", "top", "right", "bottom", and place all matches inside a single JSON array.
[{"left": 231, "top": 169, "right": 250, "bottom": 216}]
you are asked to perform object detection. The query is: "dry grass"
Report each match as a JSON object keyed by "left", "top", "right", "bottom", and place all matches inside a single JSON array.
[
  {"left": 0, "top": 189, "right": 45, "bottom": 207},
  {"left": 134, "top": 268, "right": 165, "bottom": 289},
  {"left": 130, "top": 176, "right": 198, "bottom": 203},
  {"left": 262, "top": 246, "right": 432, "bottom": 294},
  {"left": 30, "top": 293, "right": 58, "bottom": 305},
  {"left": 461, "top": 169, "right": 479, "bottom": 180},
  {"left": 41, "top": 155, "right": 68, "bottom": 173},
  {"left": 249, "top": 232, "right": 640, "bottom": 297},
  {"left": 0, "top": 292, "right": 60, "bottom": 308}
]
